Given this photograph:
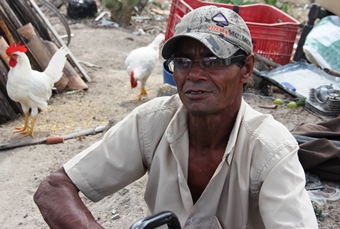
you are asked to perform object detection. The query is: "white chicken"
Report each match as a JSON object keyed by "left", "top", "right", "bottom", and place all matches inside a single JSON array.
[
  {"left": 125, "top": 33, "right": 165, "bottom": 101},
  {"left": 6, "top": 42, "right": 68, "bottom": 138}
]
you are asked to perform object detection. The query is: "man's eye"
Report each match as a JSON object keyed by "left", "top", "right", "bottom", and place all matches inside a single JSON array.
[
  {"left": 202, "top": 60, "right": 212, "bottom": 67},
  {"left": 203, "top": 59, "right": 222, "bottom": 68},
  {"left": 202, "top": 58, "right": 217, "bottom": 67},
  {"left": 210, "top": 59, "right": 224, "bottom": 67},
  {"left": 176, "top": 60, "right": 190, "bottom": 68}
]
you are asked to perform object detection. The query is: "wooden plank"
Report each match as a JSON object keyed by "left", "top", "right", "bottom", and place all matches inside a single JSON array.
[
  {"left": 5, "top": 0, "right": 51, "bottom": 41},
  {"left": 0, "top": 3, "right": 20, "bottom": 44},
  {"left": 0, "top": 86, "right": 17, "bottom": 123},
  {"left": 0, "top": 5, "right": 40, "bottom": 70},
  {"left": 0, "top": 36, "right": 9, "bottom": 66},
  {"left": 0, "top": 54, "right": 8, "bottom": 88},
  {"left": 0, "top": 1, "right": 22, "bottom": 29}
]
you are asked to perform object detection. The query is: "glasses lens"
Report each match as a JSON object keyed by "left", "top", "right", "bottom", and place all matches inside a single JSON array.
[
  {"left": 201, "top": 57, "right": 225, "bottom": 69},
  {"left": 166, "top": 55, "right": 246, "bottom": 75},
  {"left": 168, "top": 58, "right": 191, "bottom": 74}
]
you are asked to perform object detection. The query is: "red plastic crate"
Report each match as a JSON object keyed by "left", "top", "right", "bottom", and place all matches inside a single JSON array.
[{"left": 165, "top": 0, "right": 300, "bottom": 65}]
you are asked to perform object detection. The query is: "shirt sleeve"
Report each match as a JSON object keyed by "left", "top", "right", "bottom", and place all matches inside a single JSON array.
[
  {"left": 258, "top": 147, "right": 318, "bottom": 228},
  {"left": 63, "top": 95, "right": 181, "bottom": 202},
  {"left": 63, "top": 110, "right": 147, "bottom": 202}
]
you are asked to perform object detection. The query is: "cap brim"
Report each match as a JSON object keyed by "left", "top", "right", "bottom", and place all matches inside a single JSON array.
[{"left": 162, "top": 32, "right": 239, "bottom": 59}]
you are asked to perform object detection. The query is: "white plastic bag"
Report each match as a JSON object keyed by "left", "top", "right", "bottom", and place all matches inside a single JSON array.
[{"left": 303, "top": 15, "right": 340, "bottom": 71}]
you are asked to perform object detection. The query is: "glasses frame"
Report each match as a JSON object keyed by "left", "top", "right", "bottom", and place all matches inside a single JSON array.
[{"left": 165, "top": 55, "right": 247, "bottom": 75}]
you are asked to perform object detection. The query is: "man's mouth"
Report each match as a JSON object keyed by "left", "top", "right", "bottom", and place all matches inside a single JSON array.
[
  {"left": 184, "top": 90, "right": 212, "bottom": 99},
  {"left": 187, "top": 90, "right": 205, "bottom": 95}
]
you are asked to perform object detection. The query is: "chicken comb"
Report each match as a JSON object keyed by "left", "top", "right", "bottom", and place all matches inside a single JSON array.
[{"left": 6, "top": 42, "right": 27, "bottom": 55}]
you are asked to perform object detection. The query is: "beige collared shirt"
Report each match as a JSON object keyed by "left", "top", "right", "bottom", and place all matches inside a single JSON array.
[{"left": 64, "top": 94, "right": 318, "bottom": 229}]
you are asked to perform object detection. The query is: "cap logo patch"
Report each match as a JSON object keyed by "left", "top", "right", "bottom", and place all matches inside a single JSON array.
[
  {"left": 209, "top": 25, "right": 230, "bottom": 37},
  {"left": 211, "top": 12, "right": 229, "bottom": 27}
]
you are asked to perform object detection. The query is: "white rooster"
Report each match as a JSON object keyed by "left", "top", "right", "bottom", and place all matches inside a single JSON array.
[
  {"left": 6, "top": 42, "right": 68, "bottom": 138},
  {"left": 125, "top": 33, "right": 165, "bottom": 101}
]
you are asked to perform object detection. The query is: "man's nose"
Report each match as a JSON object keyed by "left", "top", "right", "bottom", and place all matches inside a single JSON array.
[{"left": 187, "top": 62, "right": 207, "bottom": 81}]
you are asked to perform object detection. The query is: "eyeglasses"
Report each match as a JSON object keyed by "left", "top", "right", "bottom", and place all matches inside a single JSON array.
[{"left": 165, "top": 55, "right": 246, "bottom": 76}]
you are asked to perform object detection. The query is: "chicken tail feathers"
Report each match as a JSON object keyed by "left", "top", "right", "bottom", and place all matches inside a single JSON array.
[
  {"left": 44, "top": 46, "right": 68, "bottom": 84},
  {"left": 148, "top": 33, "right": 165, "bottom": 51}
]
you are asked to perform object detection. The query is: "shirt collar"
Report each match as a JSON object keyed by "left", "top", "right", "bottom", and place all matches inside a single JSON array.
[
  {"left": 225, "top": 98, "right": 246, "bottom": 164},
  {"left": 165, "top": 96, "right": 247, "bottom": 164}
]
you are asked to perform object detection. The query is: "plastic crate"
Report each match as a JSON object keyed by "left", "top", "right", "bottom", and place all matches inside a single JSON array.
[{"left": 165, "top": 0, "right": 300, "bottom": 65}]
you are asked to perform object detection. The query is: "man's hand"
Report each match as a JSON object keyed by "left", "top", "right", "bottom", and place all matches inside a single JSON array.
[{"left": 34, "top": 167, "right": 104, "bottom": 229}]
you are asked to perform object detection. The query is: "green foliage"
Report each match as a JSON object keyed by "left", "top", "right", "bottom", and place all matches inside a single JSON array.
[
  {"left": 102, "top": 0, "right": 121, "bottom": 10},
  {"left": 264, "top": 0, "right": 276, "bottom": 5},
  {"left": 281, "top": 1, "right": 289, "bottom": 13},
  {"left": 295, "top": 97, "right": 306, "bottom": 107},
  {"left": 264, "top": 0, "right": 289, "bottom": 13},
  {"left": 150, "top": 1, "right": 169, "bottom": 11},
  {"left": 312, "top": 201, "right": 325, "bottom": 222}
]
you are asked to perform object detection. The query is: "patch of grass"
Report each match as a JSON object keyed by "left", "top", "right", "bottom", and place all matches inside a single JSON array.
[
  {"left": 296, "top": 97, "right": 306, "bottom": 107},
  {"left": 312, "top": 201, "right": 325, "bottom": 222}
]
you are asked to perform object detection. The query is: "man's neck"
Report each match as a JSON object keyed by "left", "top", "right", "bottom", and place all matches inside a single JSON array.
[{"left": 188, "top": 111, "right": 237, "bottom": 150}]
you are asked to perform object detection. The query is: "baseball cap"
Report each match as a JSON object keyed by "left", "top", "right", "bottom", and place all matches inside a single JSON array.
[{"left": 162, "top": 5, "right": 253, "bottom": 59}]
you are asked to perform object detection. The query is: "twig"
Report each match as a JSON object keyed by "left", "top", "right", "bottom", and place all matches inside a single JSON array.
[{"left": 0, "top": 125, "right": 106, "bottom": 151}]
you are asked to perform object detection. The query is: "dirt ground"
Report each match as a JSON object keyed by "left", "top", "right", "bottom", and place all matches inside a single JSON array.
[{"left": 0, "top": 0, "right": 339, "bottom": 228}]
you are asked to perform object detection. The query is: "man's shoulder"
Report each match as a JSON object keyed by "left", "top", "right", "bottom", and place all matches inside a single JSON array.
[
  {"left": 242, "top": 102, "right": 296, "bottom": 145},
  {"left": 136, "top": 94, "right": 182, "bottom": 116}
]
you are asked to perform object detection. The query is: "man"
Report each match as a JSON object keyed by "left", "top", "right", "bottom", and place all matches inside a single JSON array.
[{"left": 34, "top": 6, "right": 318, "bottom": 229}]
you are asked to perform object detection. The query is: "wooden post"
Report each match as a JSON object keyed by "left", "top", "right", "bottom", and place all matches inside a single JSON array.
[
  {"left": 0, "top": 36, "right": 9, "bottom": 66},
  {"left": 0, "top": 53, "right": 9, "bottom": 89},
  {"left": 0, "top": 18, "right": 14, "bottom": 44},
  {"left": 0, "top": 1, "right": 22, "bottom": 29},
  {"left": 0, "top": 88, "right": 18, "bottom": 123},
  {"left": 25, "top": 34, "right": 54, "bottom": 70}
]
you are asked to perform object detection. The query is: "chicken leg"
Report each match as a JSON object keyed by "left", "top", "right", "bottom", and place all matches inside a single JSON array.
[
  {"left": 20, "top": 117, "right": 36, "bottom": 138},
  {"left": 14, "top": 111, "right": 31, "bottom": 133},
  {"left": 136, "top": 87, "right": 148, "bottom": 102},
  {"left": 14, "top": 112, "right": 36, "bottom": 138}
]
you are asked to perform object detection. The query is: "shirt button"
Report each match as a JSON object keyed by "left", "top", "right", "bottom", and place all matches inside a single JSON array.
[{"left": 187, "top": 217, "right": 194, "bottom": 225}]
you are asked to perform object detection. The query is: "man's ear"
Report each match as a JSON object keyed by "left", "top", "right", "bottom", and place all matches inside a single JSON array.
[{"left": 240, "top": 53, "right": 255, "bottom": 84}]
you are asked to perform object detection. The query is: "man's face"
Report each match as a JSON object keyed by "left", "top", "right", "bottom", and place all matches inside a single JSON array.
[{"left": 172, "top": 37, "right": 250, "bottom": 116}]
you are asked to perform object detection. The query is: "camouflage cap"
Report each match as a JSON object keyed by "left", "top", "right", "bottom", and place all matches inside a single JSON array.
[{"left": 162, "top": 5, "right": 253, "bottom": 59}]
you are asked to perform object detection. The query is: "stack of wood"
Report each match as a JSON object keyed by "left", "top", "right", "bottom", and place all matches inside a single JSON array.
[{"left": 0, "top": 0, "right": 90, "bottom": 124}]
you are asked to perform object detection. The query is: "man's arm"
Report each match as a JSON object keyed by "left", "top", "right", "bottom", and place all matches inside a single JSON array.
[
  {"left": 258, "top": 150, "right": 318, "bottom": 228},
  {"left": 34, "top": 167, "right": 103, "bottom": 229}
]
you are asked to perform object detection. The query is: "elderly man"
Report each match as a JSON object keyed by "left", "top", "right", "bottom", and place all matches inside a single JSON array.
[{"left": 34, "top": 5, "right": 318, "bottom": 229}]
